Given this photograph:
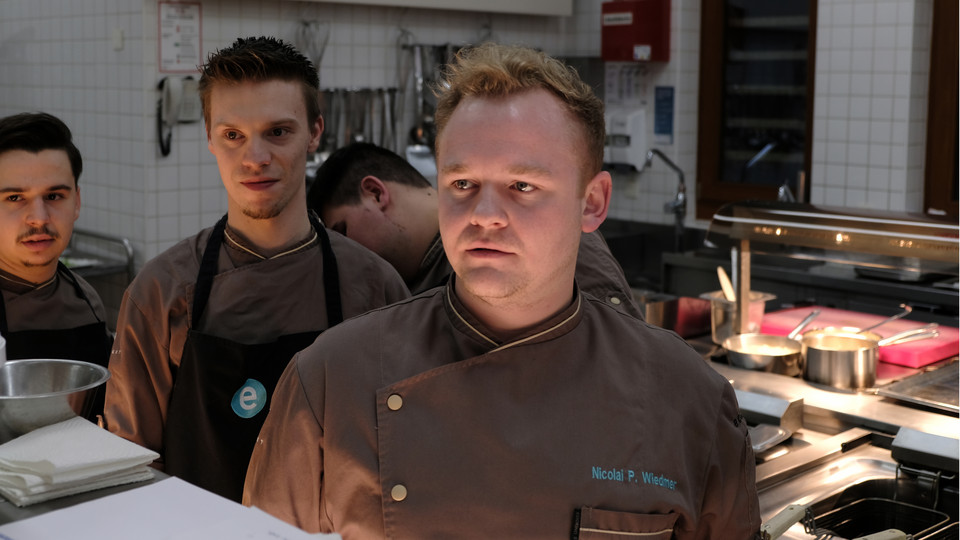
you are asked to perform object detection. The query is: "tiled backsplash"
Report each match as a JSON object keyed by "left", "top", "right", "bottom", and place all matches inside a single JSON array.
[
  {"left": 0, "top": 0, "right": 934, "bottom": 275},
  {"left": 809, "top": 0, "right": 932, "bottom": 211}
]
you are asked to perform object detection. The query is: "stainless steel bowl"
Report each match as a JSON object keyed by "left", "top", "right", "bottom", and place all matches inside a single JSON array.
[{"left": 0, "top": 359, "right": 110, "bottom": 442}]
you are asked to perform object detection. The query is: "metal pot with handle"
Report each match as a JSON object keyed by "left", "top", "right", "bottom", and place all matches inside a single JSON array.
[
  {"left": 801, "top": 324, "right": 940, "bottom": 391},
  {"left": 723, "top": 309, "right": 820, "bottom": 377}
]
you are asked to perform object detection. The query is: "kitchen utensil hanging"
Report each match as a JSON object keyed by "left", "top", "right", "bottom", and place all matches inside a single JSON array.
[
  {"left": 316, "top": 87, "right": 399, "bottom": 152},
  {"left": 296, "top": 19, "right": 330, "bottom": 82}
]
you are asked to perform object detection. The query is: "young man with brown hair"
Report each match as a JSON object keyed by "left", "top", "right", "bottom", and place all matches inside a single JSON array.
[{"left": 105, "top": 36, "right": 409, "bottom": 502}]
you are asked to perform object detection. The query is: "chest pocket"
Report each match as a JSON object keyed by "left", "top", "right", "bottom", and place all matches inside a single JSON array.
[{"left": 574, "top": 507, "right": 679, "bottom": 540}]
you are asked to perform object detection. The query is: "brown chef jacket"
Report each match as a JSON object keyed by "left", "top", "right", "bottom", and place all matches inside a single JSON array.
[
  {"left": 0, "top": 267, "right": 108, "bottom": 333},
  {"left": 408, "top": 230, "right": 645, "bottom": 320},
  {"left": 244, "top": 278, "right": 760, "bottom": 539},
  {"left": 104, "top": 222, "right": 410, "bottom": 465}
]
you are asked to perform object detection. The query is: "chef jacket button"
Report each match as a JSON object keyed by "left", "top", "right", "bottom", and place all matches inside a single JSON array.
[
  {"left": 391, "top": 484, "right": 407, "bottom": 501},
  {"left": 387, "top": 394, "right": 403, "bottom": 411},
  {"left": 609, "top": 296, "right": 622, "bottom": 305}
]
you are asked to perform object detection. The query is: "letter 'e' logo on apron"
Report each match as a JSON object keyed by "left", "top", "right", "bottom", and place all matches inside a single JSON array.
[{"left": 231, "top": 378, "right": 267, "bottom": 418}]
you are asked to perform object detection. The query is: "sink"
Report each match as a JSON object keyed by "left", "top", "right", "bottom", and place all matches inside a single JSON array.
[{"left": 598, "top": 218, "right": 706, "bottom": 290}]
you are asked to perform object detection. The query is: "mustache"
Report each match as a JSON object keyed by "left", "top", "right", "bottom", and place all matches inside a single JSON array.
[{"left": 17, "top": 226, "right": 59, "bottom": 242}]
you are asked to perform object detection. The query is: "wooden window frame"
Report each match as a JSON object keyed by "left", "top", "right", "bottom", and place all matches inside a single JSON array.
[
  {"left": 695, "top": 0, "right": 818, "bottom": 220},
  {"left": 923, "top": 0, "right": 958, "bottom": 218}
]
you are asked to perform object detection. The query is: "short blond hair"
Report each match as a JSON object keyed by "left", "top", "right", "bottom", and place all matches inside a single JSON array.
[{"left": 433, "top": 43, "right": 605, "bottom": 177}]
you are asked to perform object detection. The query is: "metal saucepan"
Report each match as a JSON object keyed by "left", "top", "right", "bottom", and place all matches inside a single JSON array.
[
  {"left": 802, "top": 324, "right": 940, "bottom": 391},
  {"left": 723, "top": 309, "right": 820, "bottom": 377},
  {"left": 796, "top": 304, "right": 912, "bottom": 348}
]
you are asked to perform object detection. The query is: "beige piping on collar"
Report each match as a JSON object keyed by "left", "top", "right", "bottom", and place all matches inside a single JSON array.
[
  {"left": 0, "top": 271, "right": 56, "bottom": 290},
  {"left": 446, "top": 291, "right": 582, "bottom": 353},
  {"left": 223, "top": 229, "right": 318, "bottom": 261}
]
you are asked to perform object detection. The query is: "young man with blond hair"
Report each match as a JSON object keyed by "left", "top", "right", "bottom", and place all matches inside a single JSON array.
[{"left": 245, "top": 43, "right": 760, "bottom": 538}]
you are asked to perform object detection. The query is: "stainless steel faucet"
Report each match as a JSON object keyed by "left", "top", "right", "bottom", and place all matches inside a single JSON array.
[{"left": 644, "top": 149, "right": 686, "bottom": 252}]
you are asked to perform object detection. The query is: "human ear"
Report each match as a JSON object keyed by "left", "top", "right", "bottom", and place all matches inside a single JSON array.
[
  {"left": 308, "top": 115, "right": 324, "bottom": 153},
  {"left": 360, "top": 176, "right": 391, "bottom": 210},
  {"left": 74, "top": 186, "right": 81, "bottom": 221},
  {"left": 581, "top": 171, "right": 611, "bottom": 233}
]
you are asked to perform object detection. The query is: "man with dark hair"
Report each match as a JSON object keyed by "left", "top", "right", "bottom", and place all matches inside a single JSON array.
[
  {"left": 246, "top": 43, "right": 759, "bottom": 538},
  {"left": 0, "top": 112, "right": 112, "bottom": 405},
  {"left": 307, "top": 143, "right": 444, "bottom": 292},
  {"left": 105, "top": 36, "right": 409, "bottom": 502},
  {"left": 308, "top": 142, "right": 643, "bottom": 318}
]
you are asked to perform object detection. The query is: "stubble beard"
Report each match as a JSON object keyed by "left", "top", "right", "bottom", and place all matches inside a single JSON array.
[
  {"left": 17, "top": 226, "right": 62, "bottom": 269},
  {"left": 240, "top": 188, "right": 298, "bottom": 221},
  {"left": 22, "top": 255, "right": 60, "bottom": 269}
]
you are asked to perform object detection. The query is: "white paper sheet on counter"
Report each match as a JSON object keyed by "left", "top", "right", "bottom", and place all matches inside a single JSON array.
[{"left": 0, "top": 477, "right": 337, "bottom": 540}]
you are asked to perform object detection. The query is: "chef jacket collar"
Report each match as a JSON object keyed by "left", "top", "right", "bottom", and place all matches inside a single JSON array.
[
  {"left": 443, "top": 274, "right": 583, "bottom": 353},
  {"left": 0, "top": 267, "right": 56, "bottom": 293},
  {"left": 222, "top": 222, "right": 319, "bottom": 266}
]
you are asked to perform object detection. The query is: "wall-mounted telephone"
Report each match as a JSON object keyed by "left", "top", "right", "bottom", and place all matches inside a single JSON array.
[{"left": 157, "top": 76, "right": 201, "bottom": 157}]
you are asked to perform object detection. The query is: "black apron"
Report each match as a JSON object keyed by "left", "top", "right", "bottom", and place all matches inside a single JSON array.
[
  {"left": 0, "top": 263, "right": 113, "bottom": 421},
  {"left": 164, "top": 214, "right": 342, "bottom": 502}
]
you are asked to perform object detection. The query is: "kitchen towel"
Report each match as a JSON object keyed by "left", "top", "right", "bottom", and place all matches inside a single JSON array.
[{"left": 0, "top": 416, "right": 158, "bottom": 506}]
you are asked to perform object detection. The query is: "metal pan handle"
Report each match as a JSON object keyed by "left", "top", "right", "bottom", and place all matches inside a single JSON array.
[
  {"left": 877, "top": 323, "right": 939, "bottom": 347},
  {"left": 858, "top": 304, "right": 912, "bottom": 334},
  {"left": 787, "top": 309, "right": 820, "bottom": 341}
]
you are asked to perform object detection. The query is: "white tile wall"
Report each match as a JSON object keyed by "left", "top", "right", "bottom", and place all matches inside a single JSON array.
[
  {"left": 0, "top": 0, "right": 938, "bottom": 274},
  {"left": 809, "top": 0, "right": 932, "bottom": 211}
]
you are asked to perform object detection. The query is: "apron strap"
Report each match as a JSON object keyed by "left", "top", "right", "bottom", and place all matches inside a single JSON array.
[
  {"left": 57, "top": 262, "right": 105, "bottom": 324},
  {"left": 191, "top": 214, "right": 229, "bottom": 328},
  {"left": 191, "top": 214, "right": 343, "bottom": 328},
  {"left": 312, "top": 214, "right": 343, "bottom": 326},
  {"left": 0, "top": 262, "right": 103, "bottom": 335}
]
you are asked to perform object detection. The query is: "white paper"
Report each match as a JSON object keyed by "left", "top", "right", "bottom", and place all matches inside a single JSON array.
[
  {"left": 159, "top": 2, "right": 202, "bottom": 73},
  {"left": 0, "top": 477, "right": 336, "bottom": 539}
]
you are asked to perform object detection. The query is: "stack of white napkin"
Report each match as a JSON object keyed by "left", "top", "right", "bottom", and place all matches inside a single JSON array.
[{"left": 0, "top": 416, "right": 158, "bottom": 506}]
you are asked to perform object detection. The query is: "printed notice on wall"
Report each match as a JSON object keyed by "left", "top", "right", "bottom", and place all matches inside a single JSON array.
[
  {"left": 654, "top": 86, "right": 674, "bottom": 145},
  {"left": 159, "top": 2, "right": 202, "bottom": 73}
]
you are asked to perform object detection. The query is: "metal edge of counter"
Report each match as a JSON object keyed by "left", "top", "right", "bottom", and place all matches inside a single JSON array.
[{"left": 709, "top": 361, "right": 960, "bottom": 440}]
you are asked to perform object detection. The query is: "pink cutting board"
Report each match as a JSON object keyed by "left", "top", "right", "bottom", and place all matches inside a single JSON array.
[{"left": 760, "top": 306, "right": 959, "bottom": 368}]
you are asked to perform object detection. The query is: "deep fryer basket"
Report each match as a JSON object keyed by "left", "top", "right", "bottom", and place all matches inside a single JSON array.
[{"left": 811, "top": 497, "right": 950, "bottom": 539}]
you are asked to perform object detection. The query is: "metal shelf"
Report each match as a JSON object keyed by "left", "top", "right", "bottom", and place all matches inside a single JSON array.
[
  {"left": 727, "top": 85, "right": 807, "bottom": 96},
  {"left": 61, "top": 228, "right": 134, "bottom": 285},
  {"left": 728, "top": 15, "right": 809, "bottom": 29},
  {"left": 728, "top": 50, "right": 807, "bottom": 62},
  {"left": 726, "top": 117, "right": 806, "bottom": 130}
]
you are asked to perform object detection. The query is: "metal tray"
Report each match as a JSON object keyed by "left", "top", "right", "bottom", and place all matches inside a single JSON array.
[{"left": 878, "top": 363, "right": 959, "bottom": 413}]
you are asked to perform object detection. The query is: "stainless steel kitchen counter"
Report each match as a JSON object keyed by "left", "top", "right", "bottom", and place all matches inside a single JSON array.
[{"left": 707, "top": 360, "right": 959, "bottom": 439}]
